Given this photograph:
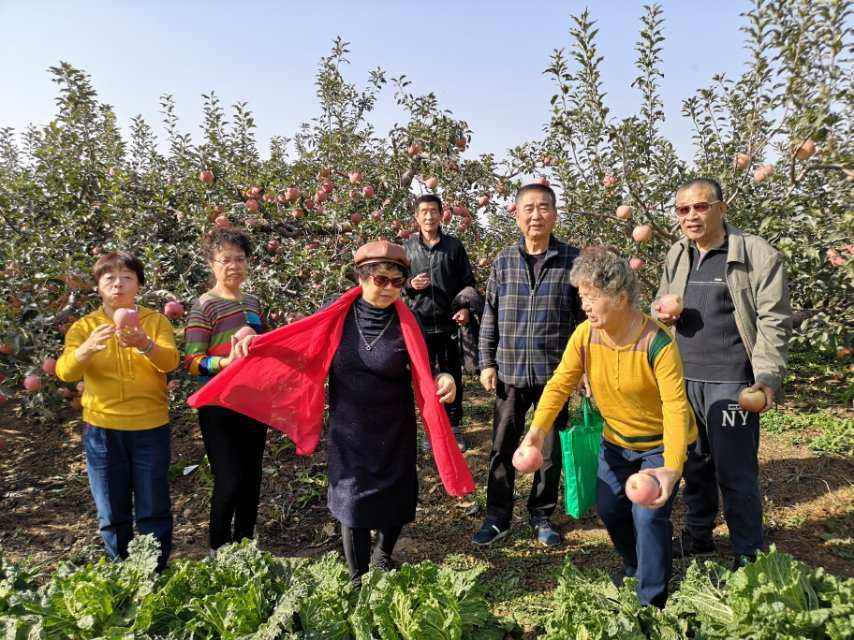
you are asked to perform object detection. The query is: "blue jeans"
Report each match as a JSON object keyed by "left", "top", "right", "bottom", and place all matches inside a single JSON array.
[
  {"left": 83, "top": 423, "right": 173, "bottom": 570},
  {"left": 596, "top": 441, "right": 676, "bottom": 607}
]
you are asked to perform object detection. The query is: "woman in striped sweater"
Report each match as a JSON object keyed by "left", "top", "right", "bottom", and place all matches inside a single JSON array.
[{"left": 185, "top": 228, "right": 268, "bottom": 554}]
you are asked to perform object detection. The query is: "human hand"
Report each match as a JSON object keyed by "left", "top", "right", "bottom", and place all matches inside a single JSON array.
[
  {"left": 74, "top": 324, "right": 115, "bottom": 362},
  {"left": 480, "top": 367, "right": 497, "bottom": 392},
  {"left": 520, "top": 426, "right": 546, "bottom": 452},
  {"left": 410, "top": 272, "right": 430, "bottom": 291},
  {"left": 577, "top": 373, "right": 591, "bottom": 397},
  {"left": 745, "top": 381, "right": 775, "bottom": 413},
  {"left": 652, "top": 300, "right": 680, "bottom": 326},
  {"left": 116, "top": 325, "right": 150, "bottom": 351},
  {"left": 638, "top": 467, "right": 681, "bottom": 509},
  {"left": 435, "top": 373, "right": 456, "bottom": 404},
  {"left": 452, "top": 308, "right": 470, "bottom": 326}
]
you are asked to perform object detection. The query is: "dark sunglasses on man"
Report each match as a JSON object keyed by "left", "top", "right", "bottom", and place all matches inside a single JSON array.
[{"left": 674, "top": 200, "right": 721, "bottom": 217}]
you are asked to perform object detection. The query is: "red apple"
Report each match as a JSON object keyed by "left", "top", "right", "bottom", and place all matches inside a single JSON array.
[
  {"left": 348, "top": 171, "right": 363, "bottom": 185},
  {"left": 322, "top": 180, "right": 334, "bottom": 193},
  {"left": 407, "top": 143, "right": 422, "bottom": 157},
  {"left": 266, "top": 239, "right": 280, "bottom": 253},
  {"left": 632, "top": 224, "right": 653, "bottom": 243},
  {"left": 318, "top": 166, "right": 332, "bottom": 179},
  {"left": 304, "top": 197, "right": 315, "bottom": 211},
  {"left": 425, "top": 176, "right": 439, "bottom": 190},
  {"left": 442, "top": 211, "right": 452, "bottom": 223},
  {"left": 455, "top": 137, "right": 467, "bottom": 150},
  {"left": 512, "top": 445, "right": 544, "bottom": 474},
  {"left": 113, "top": 308, "right": 139, "bottom": 331},
  {"left": 0, "top": 343, "right": 13, "bottom": 355},
  {"left": 198, "top": 170, "right": 214, "bottom": 184},
  {"left": 244, "top": 199, "right": 259, "bottom": 213},
  {"left": 164, "top": 301, "right": 184, "bottom": 320},
  {"left": 753, "top": 164, "right": 774, "bottom": 183},
  {"left": 602, "top": 174, "right": 619, "bottom": 188},
  {"left": 315, "top": 189, "right": 328, "bottom": 203},
  {"left": 214, "top": 215, "right": 231, "bottom": 228},
  {"left": 291, "top": 208, "right": 305, "bottom": 219},
  {"left": 453, "top": 205, "right": 469, "bottom": 217},
  {"left": 351, "top": 213, "right": 363, "bottom": 225},
  {"left": 542, "top": 155, "right": 553, "bottom": 166},
  {"left": 629, "top": 257, "right": 644, "bottom": 271},
  {"left": 477, "top": 194, "right": 491, "bottom": 207},
  {"left": 615, "top": 205, "right": 633, "bottom": 220},
  {"left": 733, "top": 153, "right": 750, "bottom": 170},
  {"left": 657, "top": 294, "right": 683, "bottom": 317},
  {"left": 286, "top": 187, "right": 300, "bottom": 202},
  {"left": 23, "top": 374, "right": 42, "bottom": 393},
  {"left": 739, "top": 388, "right": 766, "bottom": 413},
  {"left": 248, "top": 186, "right": 262, "bottom": 199},
  {"left": 793, "top": 139, "right": 816, "bottom": 161},
  {"left": 362, "top": 185, "right": 375, "bottom": 198},
  {"left": 371, "top": 211, "right": 382, "bottom": 221},
  {"left": 507, "top": 203, "right": 517, "bottom": 214},
  {"left": 625, "top": 473, "right": 661, "bottom": 506},
  {"left": 535, "top": 177, "right": 550, "bottom": 187},
  {"left": 41, "top": 357, "right": 57, "bottom": 376},
  {"left": 826, "top": 248, "right": 846, "bottom": 267}
]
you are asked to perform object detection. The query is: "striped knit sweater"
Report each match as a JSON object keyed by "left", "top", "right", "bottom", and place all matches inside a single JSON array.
[{"left": 184, "top": 293, "right": 265, "bottom": 383}]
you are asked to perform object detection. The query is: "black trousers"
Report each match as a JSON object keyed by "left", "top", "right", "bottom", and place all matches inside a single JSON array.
[
  {"left": 424, "top": 331, "right": 463, "bottom": 428},
  {"left": 340, "top": 524, "right": 403, "bottom": 583},
  {"left": 199, "top": 406, "right": 268, "bottom": 549},
  {"left": 682, "top": 381, "right": 763, "bottom": 557},
  {"left": 486, "top": 381, "right": 567, "bottom": 526}
]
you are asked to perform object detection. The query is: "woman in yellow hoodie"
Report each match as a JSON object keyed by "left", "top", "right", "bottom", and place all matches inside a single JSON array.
[
  {"left": 524, "top": 246, "right": 697, "bottom": 608},
  {"left": 56, "top": 252, "right": 179, "bottom": 570}
]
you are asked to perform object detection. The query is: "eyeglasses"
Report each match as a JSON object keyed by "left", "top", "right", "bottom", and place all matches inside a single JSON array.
[
  {"left": 369, "top": 274, "right": 406, "bottom": 289},
  {"left": 674, "top": 201, "right": 721, "bottom": 217},
  {"left": 212, "top": 257, "right": 248, "bottom": 266}
]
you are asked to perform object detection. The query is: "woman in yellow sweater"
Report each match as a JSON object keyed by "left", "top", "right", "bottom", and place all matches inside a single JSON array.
[
  {"left": 56, "top": 252, "right": 180, "bottom": 570},
  {"left": 525, "top": 246, "right": 697, "bottom": 608}
]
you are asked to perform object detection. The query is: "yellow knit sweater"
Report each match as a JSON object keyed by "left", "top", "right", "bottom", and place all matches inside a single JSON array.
[
  {"left": 56, "top": 306, "right": 180, "bottom": 430},
  {"left": 532, "top": 318, "right": 697, "bottom": 471}
]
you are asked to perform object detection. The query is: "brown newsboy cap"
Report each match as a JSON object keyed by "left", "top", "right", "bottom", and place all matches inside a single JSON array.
[{"left": 353, "top": 240, "right": 411, "bottom": 270}]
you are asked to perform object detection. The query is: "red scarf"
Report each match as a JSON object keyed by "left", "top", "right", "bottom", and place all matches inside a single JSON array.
[{"left": 188, "top": 287, "right": 475, "bottom": 497}]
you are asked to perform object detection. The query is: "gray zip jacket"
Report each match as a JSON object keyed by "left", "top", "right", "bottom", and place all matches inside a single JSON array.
[{"left": 654, "top": 222, "right": 793, "bottom": 396}]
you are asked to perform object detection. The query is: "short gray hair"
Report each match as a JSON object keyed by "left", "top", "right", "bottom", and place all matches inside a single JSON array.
[{"left": 569, "top": 246, "right": 640, "bottom": 306}]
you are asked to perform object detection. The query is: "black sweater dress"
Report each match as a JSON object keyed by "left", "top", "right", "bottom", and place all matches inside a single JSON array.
[{"left": 326, "top": 299, "right": 419, "bottom": 529}]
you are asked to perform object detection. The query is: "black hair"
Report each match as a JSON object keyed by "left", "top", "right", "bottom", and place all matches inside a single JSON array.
[
  {"left": 202, "top": 228, "right": 253, "bottom": 261},
  {"left": 413, "top": 194, "right": 443, "bottom": 213},
  {"left": 676, "top": 177, "right": 724, "bottom": 202},
  {"left": 515, "top": 183, "right": 557, "bottom": 208},
  {"left": 92, "top": 251, "right": 146, "bottom": 286}
]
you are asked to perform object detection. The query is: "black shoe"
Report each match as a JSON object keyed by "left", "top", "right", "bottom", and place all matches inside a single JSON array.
[
  {"left": 675, "top": 529, "right": 716, "bottom": 557},
  {"left": 454, "top": 432, "right": 468, "bottom": 452},
  {"left": 472, "top": 520, "right": 510, "bottom": 546},
  {"left": 530, "top": 518, "right": 561, "bottom": 547},
  {"left": 370, "top": 551, "right": 397, "bottom": 572},
  {"left": 731, "top": 554, "right": 756, "bottom": 571}
]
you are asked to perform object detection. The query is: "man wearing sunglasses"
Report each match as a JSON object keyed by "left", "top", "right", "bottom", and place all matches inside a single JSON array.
[
  {"left": 653, "top": 178, "right": 792, "bottom": 570},
  {"left": 404, "top": 194, "right": 477, "bottom": 451}
]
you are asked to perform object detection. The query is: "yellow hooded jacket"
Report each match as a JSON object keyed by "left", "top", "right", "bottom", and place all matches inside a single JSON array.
[{"left": 56, "top": 306, "right": 180, "bottom": 430}]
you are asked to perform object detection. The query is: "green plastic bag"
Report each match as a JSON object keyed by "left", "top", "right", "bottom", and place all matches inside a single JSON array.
[{"left": 559, "top": 396, "right": 604, "bottom": 518}]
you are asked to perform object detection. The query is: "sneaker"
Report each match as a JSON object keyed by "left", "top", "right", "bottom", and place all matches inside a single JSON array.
[
  {"left": 471, "top": 520, "right": 510, "bottom": 546},
  {"left": 731, "top": 554, "right": 756, "bottom": 571},
  {"left": 454, "top": 431, "right": 468, "bottom": 452},
  {"left": 531, "top": 518, "right": 561, "bottom": 547},
  {"left": 675, "top": 529, "right": 716, "bottom": 557},
  {"left": 370, "top": 551, "right": 397, "bottom": 572}
]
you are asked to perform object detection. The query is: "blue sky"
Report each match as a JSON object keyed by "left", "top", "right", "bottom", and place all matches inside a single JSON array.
[{"left": 0, "top": 1, "right": 752, "bottom": 163}]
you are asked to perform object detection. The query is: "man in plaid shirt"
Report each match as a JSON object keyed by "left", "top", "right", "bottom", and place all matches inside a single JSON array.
[{"left": 473, "top": 183, "right": 583, "bottom": 547}]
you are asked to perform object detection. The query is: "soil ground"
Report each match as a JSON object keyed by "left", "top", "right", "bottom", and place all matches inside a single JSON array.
[{"left": 1, "top": 378, "right": 851, "bottom": 628}]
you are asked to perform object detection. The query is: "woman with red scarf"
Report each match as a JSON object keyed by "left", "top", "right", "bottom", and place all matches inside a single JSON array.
[{"left": 189, "top": 240, "right": 474, "bottom": 585}]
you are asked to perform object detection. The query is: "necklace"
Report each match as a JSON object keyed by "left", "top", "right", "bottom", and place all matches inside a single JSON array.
[{"left": 353, "top": 304, "right": 395, "bottom": 351}]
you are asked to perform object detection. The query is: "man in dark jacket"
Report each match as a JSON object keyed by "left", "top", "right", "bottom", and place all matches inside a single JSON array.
[
  {"left": 474, "top": 183, "right": 583, "bottom": 547},
  {"left": 404, "top": 194, "right": 476, "bottom": 451}
]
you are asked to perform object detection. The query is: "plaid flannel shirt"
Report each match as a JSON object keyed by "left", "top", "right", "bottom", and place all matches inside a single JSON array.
[{"left": 479, "top": 235, "right": 583, "bottom": 387}]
